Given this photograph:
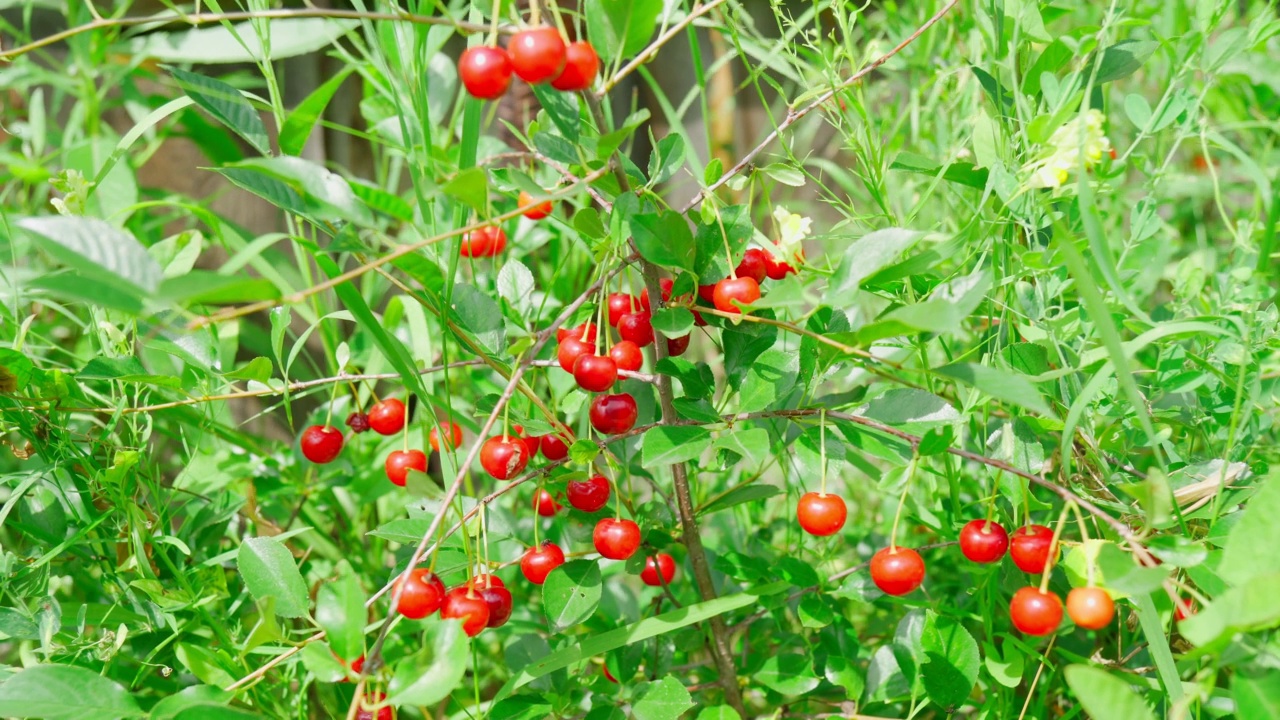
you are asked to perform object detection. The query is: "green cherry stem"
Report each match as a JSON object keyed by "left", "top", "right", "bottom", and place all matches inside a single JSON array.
[
  {"left": 1039, "top": 502, "right": 1074, "bottom": 594},
  {"left": 888, "top": 453, "right": 920, "bottom": 552},
  {"left": 819, "top": 409, "right": 827, "bottom": 496}
]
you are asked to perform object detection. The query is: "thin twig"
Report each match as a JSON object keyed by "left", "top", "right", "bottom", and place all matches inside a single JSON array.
[{"left": 595, "top": 0, "right": 731, "bottom": 97}]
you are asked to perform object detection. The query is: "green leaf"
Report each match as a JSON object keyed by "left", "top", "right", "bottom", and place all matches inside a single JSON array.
[
  {"left": 642, "top": 426, "right": 713, "bottom": 468},
  {"left": 443, "top": 167, "right": 489, "bottom": 216},
  {"left": 1220, "top": 472, "right": 1280, "bottom": 585},
  {"left": 132, "top": 19, "right": 358, "bottom": 64},
  {"left": 452, "top": 284, "right": 507, "bottom": 356},
  {"left": 0, "top": 664, "right": 143, "bottom": 719},
  {"left": 862, "top": 389, "right": 959, "bottom": 426},
  {"left": 920, "top": 611, "right": 980, "bottom": 710},
  {"left": 761, "top": 162, "right": 805, "bottom": 187},
  {"left": 531, "top": 84, "right": 580, "bottom": 144},
  {"left": 709, "top": 428, "right": 771, "bottom": 469},
  {"left": 172, "top": 706, "right": 262, "bottom": 720},
  {"left": 315, "top": 561, "right": 366, "bottom": 663},
  {"left": 229, "top": 157, "right": 372, "bottom": 225},
  {"left": 756, "top": 654, "right": 821, "bottom": 696},
  {"left": 149, "top": 687, "right": 232, "bottom": 720},
  {"left": 694, "top": 708, "right": 740, "bottom": 720},
  {"left": 542, "top": 560, "right": 602, "bottom": 630},
  {"left": 889, "top": 152, "right": 988, "bottom": 189},
  {"left": 650, "top": 307, "right": 694, "bottom": 338},
  {"left": 1178, "top": 573, "right": 1280, "bottom": 647},
  {"left": 982, "top": 641, "right": 1024, "bottom": 688},
  {"left": 935, "top": 363, "right": 1054, "bottom": 416},
  {"left": 236, "top": 537, "right": 310, "bottom": 618},
  {"left": 1093, "top": 40, "right": 1160, "bottom": 84},
  {"left": 497, "top": 260, "right": 536, "bottom": 315},
  {"left": 19, "top": 216, "right": 162, "bottom": 294},
  {"left": 168, "top": 67, "right": 270, "bottom": 155},
  {"left": 700, "top": 485, "right": 781, "bottom": 516},
  {"left": 299, "top": 642, "right": 347, "bottom": 683},
  {"left": 387, "top": 618, "right": 469, "bottom": 706},
  {"left": 633, "top": 676, "right": 694, "bottom": 720},
  {"left": 158, "top": 272, "right": 282, "bottom": 305},
  {"left": 693, "top": 205, "right": 753, "bottom": 282},
  {"left": 632, "top": 211, "right": 696, "bottom": 272},
  {"left": 648, "top": 134, "right": 687, "bottom": 186},
  {"left": 737, "top": 349, "right": 799, "bottom": 413},
  {"left": 655, "top": 358, "right": 715, "bottom": 399},
  {"left": 586, "top": 0, "right": 663, "bottom": 59},
  {"left": 1234, "top": 672, "right": 1280, "bottom": 719},
  {"left": 280, "top": 67, "right": 355, "bottom": 156},
  {"left": 1063, "top": 665, "right": 1157, "bottom": 720}
]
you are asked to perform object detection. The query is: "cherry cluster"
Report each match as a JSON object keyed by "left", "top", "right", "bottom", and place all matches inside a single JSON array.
[
  {"left": 392, "top": 567, "right": 510, "bottom": 637},
  {"left": 701, "top": 245, "right": 799, "bottom": 315},
  {"left": 459, "top": 27, "right": 599, "bottom": 100}
]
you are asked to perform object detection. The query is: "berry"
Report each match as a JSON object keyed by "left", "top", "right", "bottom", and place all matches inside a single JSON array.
[
  {"left": 610, "top": 341, "right": 644, "bottom": 372},
  {"left": 1176, "top": 598, "right": 1198, "bottom": 621},
  {"left": 736, "top": 248, "right": 768, "bottom": 284},
  {"left": 476, "top": 581, "right": 513, "bottom": 628},
  {"left": 959, "top": 519, "right": 1009, "bottom": 563},
  {"left": 511, "top": 424, "right": 541, "bottom": 458},
  {"left": 589, "top": 393, "right": 638, "bottom": 435},
  {"left": 640, "top": 553, "right": 677, "bottom": 586},
  {"left": 458, "top": 46, "right": 513, "bottom": 99},
  {"left": 356, "top": 691, "right": 394, "bottom": 720},
  {"left": 796, "top": 492, "right": 846, "bottom": 536},
  {"left": 429, "top": 422, "right": 464, "bottom": 452},
  {"left": 1010, "top": 525, "right": 1056, "bottom": 574},
  {"left": 540, "top": 432, "right": 571, "bottom": 461},
  {"left": 472, "top": 573, "right": 505, "bottom": 589},
  {"left": 1066, "top": 587, "right": 1115, "bottom": 630},
  {"left": 639, "top": 278, "right": 674, "bottom": 313},
  {"left": 518, "top": 190, "right": 553, "bottom": 220},
  {"left": 666, "top": 334, "right": 690, "bottom": 357},
  {"left": 550, "top": 41, "right": 599, "bottom": 91},
  {"left": 534, "top": 488, "right": 561, "bottom": 516},
  {"left": 385, "top": 449, "right": 428, "bottom": 487},
  {"left": 440, "top": 586, "right": 491, "bottom": 637},
  {"left": 573, "top": 353, "right": 618, "bottom": 392},
  {"left": 368, "top": 398, "right": 407, "bottom": 436},
  {"left": 593, "top": 518, "right": 641, "bottom": 560},
  {"left": 345, "top": 412, "right": 370, "bottom": 433},
  {"left": 1010, "top": 586, "right": 1063, "bottom": 636},
  {"left": 713, "top": 276, "right": 761, "bottom": 314},
  {"left": 300, "top": 425, "right": 344, "bottom": 464},
  {"left": 869, "top": 547, "right": 926, "bottom": 596},
  {"left": 509, "top": 27, "right": 567, "bottom": 84},
  {"left": 764, "top": 246, "right": 797, "bottom": 279},
  {"left": 557, "top": 322, "right": 598, "bottom": 344},
  {"left": 607, "top": 293, "right": 637, "bottom": 326},
  {"left": 479, "top": 436, "right": 529, "bottom": 480},
  {"left": 697, "top": 284, "right": 717, "bottom": 303},
  {"left": 557, "top": 337, "right": 594, "bottom": 373},
  {"left": 350, "top": 655, "right": 365, "bottom": 675},
  {"left": 394, "top": 568, "right": 446, "bottom": 619},
  {"left": 520, "top": 542, "right": 565, "bottom": 584},
  {"left": 617, "top": 312, "right": 655, "bottom": 346},
  {"left": 460, "top": 225, "right": 507, "bottom": 257},
  {"left": 567, "top": 474, "right": 611, "bottom": 512}
]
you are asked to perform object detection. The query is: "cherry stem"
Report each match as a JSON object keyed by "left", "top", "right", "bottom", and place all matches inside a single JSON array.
[
  {"left": 818, "top": 409, "right": 828, "bottom": 496},
  {"left": 502, "top": 401, "right": 510, "bottom": 441},
  {"left": 323, "top": 377, "right": 341, "bottom": 428},
  {"left": 532, "top": 483, "right": 543, "bottom": 546},
  {"left": 712, "top": 200, "right": 737, "bottom": 280},
  {"left": 530, "top": 0, "right": 541, "bottom": 26},
  {"left": 1039, "top": 502, "right": 1074, "bottom": 594},
  {"left": 984, "top": 470, "right": 1001, "bottom": 527},
  {"left": 1067, "top": 501, "right": 1094, "bottom": 586},
  {"left": 888, "top": 453, "right": 919, "bottom": 552},
  {"left": 488, "top": 0, "right": 501, "bottom": 44}
]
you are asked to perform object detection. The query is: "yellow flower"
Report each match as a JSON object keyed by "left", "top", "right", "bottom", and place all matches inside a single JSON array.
[
  {"left": 772, "top": 206, "right": 812, "bottom": 262},
  {"left": 1023, "top": 109, "right": 1112, "bottom": 189}
]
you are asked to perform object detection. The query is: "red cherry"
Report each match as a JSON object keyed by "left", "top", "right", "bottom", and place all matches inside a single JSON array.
[
  {"left": 556, "top": 322, "right": 599, "bottom": 344},
  {"left": 640, "top": 553, "right": 677, "bottom": 586},
  {"left": 617, "top": 312, "right": 655, "bottom": 346},
  {"left": 460, "top": 225, "right": 507, "bottom": 257},
  {"left": 610, "top": 341, "right": 643, "bottom": 372},
  {"left": 509, "top": 27, "right": 567, "bottom": 84},
  {"left": 1010, "top": 525, "right": 1056, "bottom": 574},
  {"left": 1176, "top": 597, "right": 1198, "bottom": 621},
  {"left": 550, "top": 41, "right": 599, "bottom": 91},
  {"left": 593, "top": 517, "right": 641, "bottom": 560},
  {"left": 557, "top": 337, "right": 594, "bottom": 373},
  {"left": 1066, "top": 587, "right": 1115, "bottom": 630},
  {"left": 440, "top": 586, "right": 491, "bottom": 636},
  {"left": 735, "top": 248, "right": 768, "bottom": 284},
  {"left": 607, "top": 293, "right": 638, "bottom": 326},
  {"left": 639, "top": 279, "right": 674, "bottom": 313},
  {"left": 511, "top": 424, "right": 541, "bottom": 458},
  {"left": 350, "top": 655, "right": 365, "bottom": 675},
  {"left": 476, "top": 582, "right": 513, "bottom": 628},
  {"left": 458, "top": 46, "right": 513, "bottom": 99},
  {"left": 300, "top": 425, "right": 344, "bottom": 464},
  {"left": 763, "top": 246, "right": 798, "bottom": 279},
  {"left": 697, "top": 284, "right": 717, "bottom": 303},
  {"left": 959, "top": 519, "right": 1010, "bottom": 563},
  {"left": 534, "top": 488, "right": 561, "bottom": 516},
  {"left": 713, "top": 276, "right": 761, "bottom": 314},
  {"left": 385, "top": 449, "right": 428, "bottom": 487},
  {"left": 394, "top": 568, "right": 446, "bottom": 619},
  {"left": 429, "top": 422, "right": 464, "bottom": 452},
  {"left": 870, "top": 547, "right": 926, "bottom": 596},
  {"left": 540, "top": 432, "right": 571, "bottom": 461},
  {"left": 796, "top": 492, "right": 846, "bottom": 536},
  {"left": 345, "top": 412, "right": 370, "bottom": 434},
  {"left": 518, "top": 190, "right": 553, "bottom": 220},
  {"left": 356, "top": 691, "right": 394, "bottom": 720},
  {"left": 368, "top": 398, "right": 407, "bottom": 435},
  {"left": 520, "top": 542, "right": 565, "bottom": 584},
  {"left": 567, "top": 474, "right": 611, "bottom": 512},
  {"left": 589, "top": 393, "right": 638, "bottom": 435},
  {"left": 1010, "top": 586, "right": 1063, "bottom": 636},
  {"left": 666, "top": 334, "right": 690, "bottom": 357},
  {"left": 573, "top": 353, "right": 618, "bottom": 392},
  {"left": 479, "top": 436, "right": 529, "bottom": 479}
]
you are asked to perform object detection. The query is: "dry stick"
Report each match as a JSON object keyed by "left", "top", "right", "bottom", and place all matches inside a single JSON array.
[
  {"left": 681, "top": 0, "right": 963, "bottom": 214},
  {"left": 594, "top": 0, "right": 731, "bottom": 97}
]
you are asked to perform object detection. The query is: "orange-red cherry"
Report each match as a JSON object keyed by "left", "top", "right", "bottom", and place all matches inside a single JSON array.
[
  {"left": 1010, "top": 586, "right": 1063, "bottom": 636},
  {"left": 558, "top": 336, "right": 594, "bottom": 373},
  {"left": 518, "top": 190, "right": 553, "bottom": 220},
  {"left": 479, "top": 436, "right": 529, "bottom": 480},
  {"left": 640, "top": 553, "right": 677, "bottom": 586},
  {"left": 1066, "top": 587, "right": 1115, "bottom": 630},
  {"left": 574, "top": 353, "right": 618, "bottom": 392},
  {"left": 550, "top": 41, "right": 599, "bottom": 91},
  {"left": 509, "top": 27, "right": 566, "bottom": 84},
  {"left": 610, "top": 341, "right": 643, "bottom": 372},
  {"left": 796, "top": 492, "right": 846, "bottom": 536},
  {"left": 429, "top": 422, "right": 464, "bottom": 452},
  {"left": 1010, "top": 524, "right": 1056, "bottom": 574},
  {"left": 458, "top": 46, "right": 513, "bottom": 99},
  {"left": 300, "top": 425, "right": 344, "bottom": 464},
  {"left": 440, "top": 586, "right": 491, "bottom": 636},
  {"left": 394, "top": 568, "right": 446, "bottom": 619},
  {"left": 639, "top": 279, "right": 674, "bottom": 313},
  {"left": 356, "top": 691, "right": 393, "bottom": 720},
  {"left": 959, "top": 519, "right": 1009, "bottom": 563},
  {"left": 511, "top": 424, "right": 541, "bottom": 458},
  {"left": 540, "top": 432, "right": 571, "bottom": 461},
  {"left": 870, "top": 547, "right": 926, "bottom": 596},
  {"left": 556, "top": 322, "right": 598, "bottom": 344},
  {"left": 736, "top": 248, "right": 768, "bottom": 284},
  {"left": 520, "top": 542, "right": 565, "bottom": 584},
  {"left": 534, "top": 488, "right": 561, "bottom": 516},
  {"left": 567, "top": 474, "right": 611, "bottom": 513},
  {"left": 589, "top": 393, "right": 638, "bottom": 435},
  {"left": 593, "top": 518, "right": 641, "bottom": 560},
  {"left": 713, "top": 276, "right": 761, "bottom": 314},
  {"left": 764, "top": 246, "right": 797, "bottom": 279},
  {"left": 460, "top": 225, "right": 506, "bottom": 257},
  {"left": 385, "top": 449, "right": 428, "bottom": 487},
  {"left": 368, "top": 398, "right": 406, "bottom": 435}
]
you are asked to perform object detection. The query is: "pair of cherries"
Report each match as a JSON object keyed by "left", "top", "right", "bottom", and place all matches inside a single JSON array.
[
  {"left": 461, "top": 190, "right": 555, "bottom": 259},
  {"left": 699, "top": 246, "right": 799, "bottom": 315},
  {"left": 794, "top": 492, "right": 925, "bottom": 596},
  {"left": 555, "top": 324, "right": 639, "bottom": 435},
  {"left": 459, "top": 29, "right": 599, "bottom": 99},
  {"left": 480, "top": 426, "right": 572, "bottom": 480},
  {"left": 299, "top": 397, "right": 412, "bottom": 465},
  {"left": 535, "top": 473, "right": 611, "bottom": 516},
  {"left": 958, "top": 519, "right": 1056, "bottom": 572},
  {"left": 394, "top": 568, "right": 511, "bottom": 637}
]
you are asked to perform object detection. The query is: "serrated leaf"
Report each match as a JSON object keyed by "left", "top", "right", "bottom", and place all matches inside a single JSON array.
[
  {"left": 935, "top": 362, "right": 1053, "bottom": 416},
  {"left": 756, "top": 654, "right": 821, "bottom": 695},
  {"left": 632, "top": 211, "right": 696, "bottom": 272},
  {"left": 20, "top": 216, "right": 162, "bottom": 294},
  {"left": 650, "top": 307, "right": 694, "bottom": 338},
  {"left": 921, "top": 611, "right": 979, "bottom": 710},
  {"left": 642, "top": 426, "right": 712, "bottom": 468},
  {"left": 169, "top": 67, "right": 270, "bottom": 154},
  {"left": 0, "top": 664, "right": 142, "bottom": 719},
  {"left": 543, "top": 560, "right": 602, "bottom": 630},
  {"left": 497, "top": 260, "right": 536, "bottom": 314},
  {"left": 236, "top": 537, "right": 310, "bottom": 618},
  {"left": 737, "top": 349, "right": 798, "bottom": 413}
]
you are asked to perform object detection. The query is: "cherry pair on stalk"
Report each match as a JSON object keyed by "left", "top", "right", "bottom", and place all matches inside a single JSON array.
[
  {"left": 393, "top": 568, "right": 511, "bottom": 637},
  {"left": 958, "top": 519, "right": 1057, "bottom": 573},
  {"left": 701, "top": 246, "right": 800, "bottom": 315},
  {"left": 1009, "top": 586, "right": 1114, "bottom": 635},
  {"left": 537, "top": 474, "right": 612, "bottom": 516},
  {"left": 460, "top": 225, "right": 507, "bottom": 258},
  {"left": 301, "top": 397, "right": 410, "bottom": 464},
  {"left": 458, "top": 28, "right": 599, "bottom": 100}
]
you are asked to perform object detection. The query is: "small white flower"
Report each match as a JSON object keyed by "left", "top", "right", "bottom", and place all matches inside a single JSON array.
[
  {"left": 772, "top": 206, "right": 811, "bottom": 262},
  {"left": 1023, "top": 109, "right": 1112, "bottom": 189}
]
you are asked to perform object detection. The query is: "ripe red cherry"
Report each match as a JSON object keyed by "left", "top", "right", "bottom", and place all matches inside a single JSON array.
[
  {"left": 460, "top": 225, "right": 507, "bottom": 257},
  {"left": 796, "top": 492, "right": 846, "bottom": 536},
  {"left": 640, "top": 553, "right": 677, "bottom": 586},
  {"left": 736, "top": 248, "right": 768, "bottom": 284},
  {"left": 472, "top": 573, "right": 505, "bottom": 589},
  {"left": 959, "top": 519, "right": 1010, "bottom": 563},
  {"left": 479, "top": 436, "right": 529, "bottom": 479},
  {"left": 1175, "top": 597, "right": 1198, "bottom": 621},
  {"left": 1010, "top": 586, "right": 1063, "bottom": 636},
  {"left": 573, "top": 353, "right": 618, "bottom": 392},
  {"left": 1010, "top": 525, "right": 1057, "bottom": 574},
  {"left": 558, "top": 336, "right": 594, "bottom": 373},
  {"left": 870, "top": 547, "right": 926, "bottom": 596},
  {"left": 385, "top": 449, "right": 428, "bottom": 487},
  {"left": 567, "top": 474, "right": 611, "bottom": 512},
  {"left": 429, "top": 422, "right": 464, "bottom": 452},
  {"left": 356, "top": 691, "right": 393, "bottom": 720},
  {"left": 509, "top": 26, "right": 567, "bottom": 84},
  {"left": 639, "top": 278, "right": 674, "bottom": 313},
  {"left": 666, "top": 334, "right": 690, "bottom": 357},
  {"left": 345, "top": 412, "right": 370, "bottom": 434},
  {"left": 594, "top": 518, "right": 641, "bottom": 560},
  {"left": 520, "top": 542, "right": 565, "bottom": 584},
  {"left": 475, "top": 580, "right": 513, "bottom": 628},
  {"left": 349, "top": 655, "right": 365, "bottom": 675},
  {"left": 617, "top": 312, "right": 655, "bottom": 346},
  {"left": 540, "top": 432, "right": 571, "bottom": 461},
  {"left": 1066, "top": 587, "right": 1115, "bottom": 630},
  {"left": 394, "top": 568, "right": 445, "bottom": 619},
  {"left": 764, "top": 246, "right": 797, "bottom": 279},
  {"left": 713, "top": 276, "right": 761, "bottom": 314},
  {"left": 440, "top": 586, "right": 491, "bottom": 637},
  {"left": 557, "top": 322, "right": 598, "bottom": 344},
  {"left": 458, "top": 45, "right": 513, "bottom": 99},
  {"left": 550, "top": 41, "right": 599, "bottom": 91},
  {"left": 610, "top": 340, "right": 643, "bottom": 372},
  {"left": 300, "top": 425, "right": 344, "bottom": 464},
  {"left": 534, "top": 488, "right": 561, "bottom": 516},
  {"left": 697, "top": 284, "right": 717, "bottom": 303},
  {"left": 368, "top": 398, "right": 407, "bottom": 436},
  {"left": 607, "top": 293, "right": 637, "bottom": 326},
  {"left": 518, "top": 190, "right": 553, "bottom": 220},
  {"left": 511, "top": 424, "right": 541, "bottom": 458},
  {"left": 589, "top": 393, "right": 638, "bottom": 435}
]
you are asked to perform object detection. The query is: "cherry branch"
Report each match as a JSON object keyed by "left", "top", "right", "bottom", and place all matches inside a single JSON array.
[{"left": 595, "top": 0, "right": 731, "bottom": 97}]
